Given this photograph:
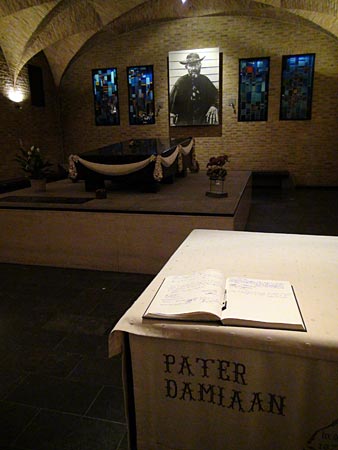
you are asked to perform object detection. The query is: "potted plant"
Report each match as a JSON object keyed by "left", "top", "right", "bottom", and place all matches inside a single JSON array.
[
  {"left": 15, "top": 142, "right": 53, "bottom": 191},
  {"left": 206, "top": 154, "right": 229, "bottom": 198}
]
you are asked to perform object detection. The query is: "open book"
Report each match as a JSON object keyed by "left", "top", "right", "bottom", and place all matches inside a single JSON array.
[{"left": 143, "top": 269, "right": 306, "bottom": 331}]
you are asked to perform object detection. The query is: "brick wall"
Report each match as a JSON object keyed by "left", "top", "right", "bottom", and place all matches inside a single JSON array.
[
  {"left": 1, "top": 15, "right": 337, "bottom": 186},
  {"left": 60, "top": 16, "right": 338, "bottom": 186},
  {"left": 0, "top": 52, "right": 62, "bottom": 180}
]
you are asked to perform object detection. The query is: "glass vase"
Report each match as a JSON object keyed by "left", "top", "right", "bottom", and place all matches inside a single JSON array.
[{"left": 206, "top": 177, "right": 228, "bottom": 198}]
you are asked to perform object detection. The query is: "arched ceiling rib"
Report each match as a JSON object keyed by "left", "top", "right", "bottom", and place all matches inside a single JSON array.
[
  {"left": 0, "top": 1, "right": 53, "bottom": 17},
  {"left": 0, "top": 0, "right": 336, "bottom": 87},
  {"left": 20, "top": 0, "right": 103, "bottom": 69}
]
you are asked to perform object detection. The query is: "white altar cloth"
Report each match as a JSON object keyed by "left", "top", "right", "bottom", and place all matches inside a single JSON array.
[{"left": 109, "top": 229, "right": 338, "bottom": 450}]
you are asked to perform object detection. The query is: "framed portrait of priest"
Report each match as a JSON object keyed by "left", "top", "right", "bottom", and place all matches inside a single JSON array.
[
  {"left": 168, "top": 47, "right": 220, "bottom": 127},
  {"left": 92, "top": 67, "right": 120, "bottom": 126}
]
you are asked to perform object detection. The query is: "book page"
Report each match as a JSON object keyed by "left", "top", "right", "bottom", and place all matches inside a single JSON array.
[
  {"left": 144, "top": 269, "right": 226, "bottom": 319},
  {"left": 221, "top": 277, "right": 305, "bottom": 329}
]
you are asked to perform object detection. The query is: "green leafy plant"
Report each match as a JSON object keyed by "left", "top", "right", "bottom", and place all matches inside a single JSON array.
[
  {"left": 206, "top": 154, "right": 229, "bottom": 179},
  {"left": 15, "top": 143, "right": 53, "bottom": 179}
]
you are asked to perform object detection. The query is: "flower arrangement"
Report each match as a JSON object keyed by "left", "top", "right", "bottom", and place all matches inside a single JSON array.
[
  {"left": 15, "top": 143, "right": 53, "bottom": 179},
  {"left": 206, "top": 154, "right": 229, "bottom": 179}
]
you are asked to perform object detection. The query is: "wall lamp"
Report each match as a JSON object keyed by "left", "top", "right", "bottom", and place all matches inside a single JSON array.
[
  {"left": 228, "top": 99, "right": 237, "bottom": 115},
  {"left": 156, "top": 102, "right": 163, "bottom": 117},
  {"left": 8, "top": 87, "right": 24, "bottom": 109},
  {"left": 8, "top": 87, "right": 24, "bottom": 103}
]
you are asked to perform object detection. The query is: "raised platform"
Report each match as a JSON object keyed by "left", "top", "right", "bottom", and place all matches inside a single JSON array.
[{"left": 0, "top": 171, "right": 251, "bottom": 274}]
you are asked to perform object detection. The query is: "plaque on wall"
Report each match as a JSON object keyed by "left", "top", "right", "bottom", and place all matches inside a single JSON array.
[
  {"left": 168, "top": 47, "right": 220, "bottom": 127},
  {"left": 280, "top": 53, "right": 315, "bottom": 120},
  {"left": 127, "top": 65, "right": 155, "bottom": 125},
  {"left": 238, "top": 57, "right": 270, "bottom": 122},
  {"left": 92, "top": 67, "right": 120, "bottom": 126}
]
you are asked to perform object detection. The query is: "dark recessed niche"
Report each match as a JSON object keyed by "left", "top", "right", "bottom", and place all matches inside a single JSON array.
[{"left": 28, "top": 64, "right": 45, "bottom": 107}]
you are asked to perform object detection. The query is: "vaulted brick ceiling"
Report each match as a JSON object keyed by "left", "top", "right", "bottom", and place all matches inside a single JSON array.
[{"left": 0, "top": 0, "right": 337, "bottom": 86}]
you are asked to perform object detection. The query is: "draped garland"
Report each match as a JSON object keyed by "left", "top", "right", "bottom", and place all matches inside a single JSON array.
[{"left": 68, "top": 138, "right": 197, "bottom": 182}]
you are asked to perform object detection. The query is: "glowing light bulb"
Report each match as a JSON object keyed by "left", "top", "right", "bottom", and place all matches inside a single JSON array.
[
  {"left": 181, "top": 0, "right": 187, "bottom": 3},
  {"left": 8, "top": 87, "right": 24, "bottom": 103}
]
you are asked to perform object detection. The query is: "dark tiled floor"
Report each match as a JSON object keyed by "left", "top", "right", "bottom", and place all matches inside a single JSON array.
[
  {"left": 246, "top": 186, "right": 338, "bottom": 236},
  {"left": 0, "top": 268, "right": 153, "bottom": 450},
  {"left": 0, "top": 186, "right": 337, "bottom": 449}
]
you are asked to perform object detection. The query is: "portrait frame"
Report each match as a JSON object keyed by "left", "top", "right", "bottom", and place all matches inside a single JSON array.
[
  {"left": 92, "top": 67, "right": 120, "bottom": 126},
  {"left": 127, "top": 65, "right": 155, "bottom": 125},
  {"left": 238, "top": 57, "right": 270, "bottom": 122},
  {"left": 279, "top": 53, "right": 315, "bottom": 120},
  {"left": 168, "top": 47, "right": 220, "bottom": 127}
]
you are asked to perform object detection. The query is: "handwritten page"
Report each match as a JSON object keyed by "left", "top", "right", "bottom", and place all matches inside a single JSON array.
[
  {"left": 145, "top": 269, "right": 225, "bottom": 318},
  {"left": 222, "top": 277, "right": 302, "bottom": 326},
  {"left": 227, "top": 278, "right": 293, "bottom": 298}
]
